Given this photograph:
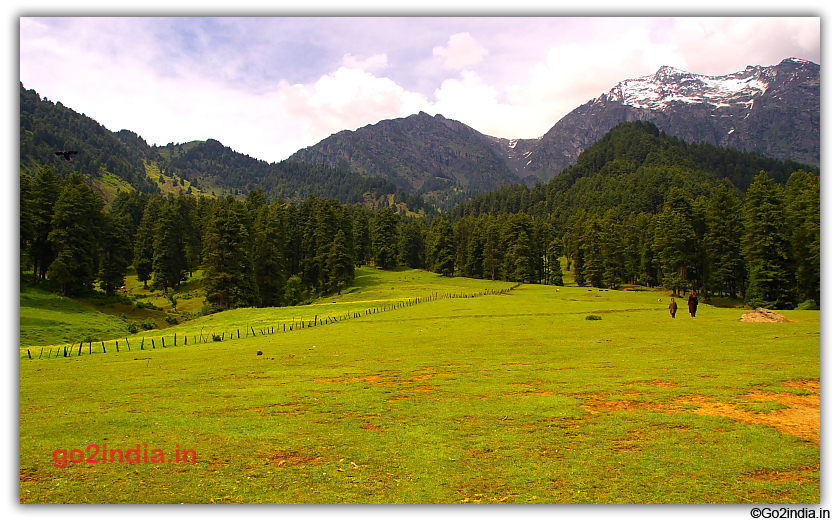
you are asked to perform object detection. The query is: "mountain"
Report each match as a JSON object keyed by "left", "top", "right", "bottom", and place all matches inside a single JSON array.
[
  {"left": 453, "top": 120, "right": 818, "bottom": 225},
  {"left": 20, "top": 58, "right": 819, "bottom": 210},
  {"left": 515, "top": 58, "right": 820, "bottom": 179},
  {"left": 19, "top": 84, "right": 416, "bottom": 210},
  {"left": 157, "top": 139, "right": 408, "bottom": 208},
  {"left": 288, "top": 111, "right": 524, "bottom": 193},
  {"left": 19, "top": 83, "right": 159, "bottom": 193}
]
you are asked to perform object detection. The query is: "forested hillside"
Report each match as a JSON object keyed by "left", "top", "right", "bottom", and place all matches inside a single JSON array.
[
  {"left": 157, "top": 139, "right": 425, "bottom": 210},
  {"left": 19, "top": 84, "right": 424, "bottom": 211},
  {"left": 19, "top": 84, "right": 159, "bottom": 193},
  {"left": 20, "top": 117, "right": 819, "bottom": 312},
  {"left": 446, "top": 122, "right": 819, "bottom": 308}
]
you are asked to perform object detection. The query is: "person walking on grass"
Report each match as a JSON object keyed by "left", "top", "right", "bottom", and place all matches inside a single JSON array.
[
  {"left": 669, "top": 297, "right": 678, "bottom": 318},
  {"left": 688, "top": 292, "right": 699, "bottom": 318}
]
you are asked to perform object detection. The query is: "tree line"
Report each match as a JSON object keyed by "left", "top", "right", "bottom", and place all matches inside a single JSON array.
[{"left": 20, "top": 121, "right": 819, "bottom": 312}]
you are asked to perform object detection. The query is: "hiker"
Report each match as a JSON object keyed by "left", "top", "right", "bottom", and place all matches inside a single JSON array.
[
  {"left": 687, "top": 292, "right": 699, "bottom": 318},
  {"left": 669, "top": 297, "right": 678, "bottom": 318}
]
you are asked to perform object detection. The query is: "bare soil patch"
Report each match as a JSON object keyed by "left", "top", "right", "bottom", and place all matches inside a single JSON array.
[
  {"left": 314, "top": 371, "right": 452, "bottom": 386},
  {"left": 576, "top": 380, "right": 819, "bottom": 443},
  {"left": 744, "top": 464, "right": 819, "bottom": 483},
  {"left": 265, "top": 450, "right": 326, "bottom": 467},
  {"left": 581, "top": 398, "right": 682, "bottom": 415},
  {"left": 678, "top": 380, "right": 819, "bottom": 443}
]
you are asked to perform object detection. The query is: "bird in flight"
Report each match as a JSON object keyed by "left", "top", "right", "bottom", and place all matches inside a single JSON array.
[{"left": 55, "top": 151, "right": 79, "bottom": 161}]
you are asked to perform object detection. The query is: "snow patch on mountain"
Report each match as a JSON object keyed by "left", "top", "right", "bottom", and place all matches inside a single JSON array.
[{"left": 606, "top": 65, "right": 771, "bottom": 111}]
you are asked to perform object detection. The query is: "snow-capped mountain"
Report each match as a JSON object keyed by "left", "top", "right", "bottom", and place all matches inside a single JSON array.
[
  {"left": 289, "top": 58, "right": 818, "bottom": 191},
  {"left": 502, "top": 57, "right": 819, "bottom": 182},
  {"left": 607, "top": 64, "right": 775, "bottom": 111}
]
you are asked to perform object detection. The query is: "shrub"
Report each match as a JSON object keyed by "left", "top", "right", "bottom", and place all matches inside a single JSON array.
[
  {"left": 134, "top": 301, "right": 163, "bottom": 311},
  {"left": 140, "top": 318, "right": 157, "bottom": 330},
  {"left": 585, "top": 315, "right": 602, "bottom": 321}
]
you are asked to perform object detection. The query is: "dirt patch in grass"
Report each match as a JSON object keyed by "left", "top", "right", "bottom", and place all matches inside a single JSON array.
[
  {"left": 265, "top": 450, "right": 327, "bottom": 467},
  {"left": 576, "top": 379, "right": 819, "bottom": 443},
  {"left": 314, "top": 372, "right": 453, "bottom": 386},
  {"left": 581, "top": 398, "right": 682, "bottom": 415},
  {"left": 678, "top": 380, "right": 820, "bottom": 443},
  {"left": 20, "top": 468, "right": 45, "bottom": 484},
  {"left": 505, "top": 379, "right": 556, "bottom": 397},
  {"left": 506, "top": 390, "right": 557, "bottom": 397},
  {"left": 611, "top": 430, "right": 648, "bottom": 453},
  {"left": 744, "top": 464, "right": 818, "bottom": 483}
]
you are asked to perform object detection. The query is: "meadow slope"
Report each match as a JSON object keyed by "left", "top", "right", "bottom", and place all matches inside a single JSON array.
[{"left": 20, "top": 269, "right": 820, "bottom": 503}]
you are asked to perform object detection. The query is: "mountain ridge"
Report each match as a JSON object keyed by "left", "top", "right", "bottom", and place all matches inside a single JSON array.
[{"left": 290, "top": 58, "right": 818, "bottom": 190}]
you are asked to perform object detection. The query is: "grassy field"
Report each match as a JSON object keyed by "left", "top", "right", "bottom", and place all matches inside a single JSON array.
[{"left": 19, "top": 268, "right": 820, "bottom": 504}]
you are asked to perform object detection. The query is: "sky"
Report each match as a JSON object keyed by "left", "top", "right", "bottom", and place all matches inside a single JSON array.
[{"left": 18, "top": 14, "right": 821, "bottom": 163}]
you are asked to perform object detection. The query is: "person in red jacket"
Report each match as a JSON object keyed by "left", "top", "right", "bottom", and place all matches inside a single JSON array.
[{"left": 688, "top": 292, "right": 699, "bottom": 317}]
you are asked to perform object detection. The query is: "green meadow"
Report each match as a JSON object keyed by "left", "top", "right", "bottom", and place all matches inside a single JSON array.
[{"left": 19, "top": 268, "right": 820, "bottom": 504}]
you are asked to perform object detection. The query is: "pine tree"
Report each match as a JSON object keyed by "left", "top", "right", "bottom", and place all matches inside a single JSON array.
[
  {"left": 500, "top": 213, "right": 537, "bottom": 282},
  {"left": 784, "top": 171, "right": 820, "bottom": 305},
  {"left": 509, "top": 231, "right": 536, "bottom": 283},
  {"left": 565, "top": 210, "right": 588, "bottom": 286},
  {"left": 134, "top": 196, "right": 162, "bottom": 289},
  {"left": 20, "top": 172, "right": 34, "bottom": 272},
  {"left": 99, "top": 211, "right": 132, "bottom": 295},
  {"left": 429, "top": 218, "right": 455, "bottom": 276},
  {"left": 482, "top": 220, "right": 501, "bottom": 281},
  {"left": 353, "top": 208, "right": 372, "bottom": 267},
  {"left": 600, "top": 210, "right": 624, "bottom": 289},
  {"left": 547, "top": 237, "right": 565, "bottom": 286},
  {"left": 654, "top": 205, "right": 695, "bottom": 296},
  {"left": 151, "top": 198, "right": 188, "bottom": 292},
  {"left": 742, "top": 172, "right": 797, "bottom": 309},
  {"left": 28, "top": 166, "right": 63, "bottom": 284},
  {"left": 47, "top": 173, "right": 104, "bottom": 296},
  {"left": 581, "top": 216, "right": 605, "bottom": 288},
  {"left": 371, "top": 207, "right": 398, "bottom": 269},
  {"left": 464, "top": 225, "right": 485, "bottom": 278},
  {"left": 705, "top": 185, "right": 745, "bottom": 298},
  {"left": 397, "top": 219, "right": 425, "bottom": 269},
  {"left": 327, "top": 229, "right": 355, "bottom": 293},
  {"left": 202, "top": 196, "right": 259, "bottom": 309},
  {"left": 253, "top": 200, "right": 287, "bottom": 307}
]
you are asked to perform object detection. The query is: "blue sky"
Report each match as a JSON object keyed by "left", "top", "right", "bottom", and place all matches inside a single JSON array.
[{"left": 19, "top": 13, "right": 820, "bottom": 163}]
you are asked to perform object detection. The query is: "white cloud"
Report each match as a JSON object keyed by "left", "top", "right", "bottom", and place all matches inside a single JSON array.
[
  {"left": 670, "top": 18, "right": 821, "bottom": 75},
  {"left": 341, "top": 53, "right": 389, "bottom": 71},
  {"left": 278, "top": 66, "right": 432, "bottom": 151},
  {"left": 18, "top": 17, "right": 822, "bottom": 163},
  {"left": 422, "top": 26, "right": 688, "bottom": 139},
  {"left": 432, "top": 32, "right": 489, "bottom": 69}
]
